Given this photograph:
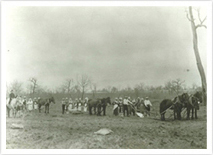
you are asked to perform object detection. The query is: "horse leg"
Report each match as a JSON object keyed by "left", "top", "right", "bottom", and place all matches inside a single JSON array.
[
  {"left": 39, "top": 105, "right": 41, "bottom": 113},
  {"left": 7, "top": 106, "right": 10, "bottom": 118},
  {"left": 174, "top": 110, "right": 176, "bottom": 120},
  {"left": 195, "top": 109, "right": 198, "bottom": 119},
  {"left": 48, "top": 105, "right": 49, "bottom": 113},
  {"left": 89, "top": 106, "right": 92, "bottom": 115},
  {"left": 187, "top": 108, "right": 190, "bottom": 120},
  {"left": 94, "top": 106, "right": 96, "bottom": 115},
  {"left": 191, "top": 108, "right": 194, "bottom": 119}
]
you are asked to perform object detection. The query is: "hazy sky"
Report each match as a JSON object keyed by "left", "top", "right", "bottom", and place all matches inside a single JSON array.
[{"left": 4, "top": 6, "right": 207, "bottom": 90}]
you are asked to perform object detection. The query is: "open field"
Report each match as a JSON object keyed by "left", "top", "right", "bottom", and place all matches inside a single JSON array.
[{"left": 6, "top": 99, "right": 207, "bottom": 149}]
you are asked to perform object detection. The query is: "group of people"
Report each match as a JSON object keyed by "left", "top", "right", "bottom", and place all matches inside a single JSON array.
[
  {"left": 7, "top": 90, "right": 40, "bottom": 111},
  {"left": 61, "top": 97, "right": 89, "bottom": 114},
  {"left": 112, "top": 96, "right": 152, "bottom": 117}
]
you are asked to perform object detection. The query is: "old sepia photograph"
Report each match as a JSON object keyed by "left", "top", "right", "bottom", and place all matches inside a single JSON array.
[{"left": 1, "top": 1, "right": 212, "bottom": 153}]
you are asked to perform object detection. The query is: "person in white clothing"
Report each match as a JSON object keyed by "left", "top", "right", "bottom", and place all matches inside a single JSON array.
[
  {"left": 123, "top": 96, "right": 130, "bottom": 116},
  {"left": 68, "top": 98, "right": 73, "bottom": 111},
  {"left": 144, "top": 97, "right": 152, "bottom": 116},
  {"left": 84, "top": 97, "right": 89, "bottom": 112}
]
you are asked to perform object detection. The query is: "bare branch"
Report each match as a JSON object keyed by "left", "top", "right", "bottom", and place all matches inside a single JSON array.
[
  {"left": 196, "top": 24, "right": 207, "bottom": 29},
  {"left": 186, "top": 11, "right": 193, "bottom": 22}
]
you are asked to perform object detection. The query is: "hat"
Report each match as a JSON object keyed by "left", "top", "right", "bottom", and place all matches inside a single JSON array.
[
  {"left": 119, "top": 97, "right": 122, "bottom": 100},
  {"left": 128, "top": 97, "right": 131, "bottom": 100},
  {"left": 146, "top": 97, "right": 149, "bottom": 99},
  {"left": 115, "top": 97, "right": 118, "bottom": 100}
]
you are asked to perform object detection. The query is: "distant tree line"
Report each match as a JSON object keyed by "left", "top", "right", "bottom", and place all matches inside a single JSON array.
[{"left": 7, "top": 75, "right": 202, "bottom": 102}]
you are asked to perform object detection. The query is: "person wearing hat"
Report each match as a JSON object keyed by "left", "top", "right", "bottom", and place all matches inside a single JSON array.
[
  {"left": 84, "top": 97, "right": 89, "bottom": 112},
  {"left": 113, "top": 98, "right": 119, "bottom": 116},
  {"left": 68, "top": 98, "right": 73, "bottom": 111},
  {"left": 144, "top": 97, "right": 152, "bottom": 116},
  {"left": 123, "top": 96, "right": 130, "bottom": 117},
  {"left": 74, "top": 98, "right": 78, "bottom": 111},
  {"left": 22, "top": 96, "right": 27, "bottom": 111},
  {"left": 78, "top": 98, "right": 82, "bottom": 111},
  {"left": 118, "top": 97, "right": 123, "bottom": 113},
  {"left": 64, "top": 97, "right": 69, "bottom": 112},
  {"left": 34, "top": 97, "right": 39, "bottom": 110},
  {"left": 27, "top": 98, "right": 33, "bottom": 111},
  {"left": 8, "top": 90, "right": 16, "bottom": 105}
]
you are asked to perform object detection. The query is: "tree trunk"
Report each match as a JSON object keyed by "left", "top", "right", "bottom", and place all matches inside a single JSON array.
[{"left": 189, "top": 6, "right": 207, "bottom": 105}]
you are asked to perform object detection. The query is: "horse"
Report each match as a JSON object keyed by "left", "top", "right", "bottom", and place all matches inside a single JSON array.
[
  {"left": 37, "top": 97, "right": 55, "bottom": 113},
  {"left": 186, "top": 91, "right": 202, "bottom": 119},
  {"left": 88, "top": 97, "right": 111, "bottom": 116},
  {"left": 159, "top": 93, "right": 189, "bottom": 121},
  {"left": 100, "top": 97, "right": 111, "bottom": 116},
  {"left": 88, "top": 99, "right": 99, "bottom": 115},
  {"left": 6, "top": 97, "right": 23, "bottom": 117}
]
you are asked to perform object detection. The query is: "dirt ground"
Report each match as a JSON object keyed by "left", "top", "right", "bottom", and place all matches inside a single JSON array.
[{"left": 6, "top": 99, "right": 207, "bottom": 149}]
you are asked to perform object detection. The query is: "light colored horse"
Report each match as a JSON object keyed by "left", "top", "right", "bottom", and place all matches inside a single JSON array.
[
  {"left": 6, "top": 97, "right": 23, "bottom": 117},
  {"left": 6, "top": 98, "right": 18, "bottom": 117}
]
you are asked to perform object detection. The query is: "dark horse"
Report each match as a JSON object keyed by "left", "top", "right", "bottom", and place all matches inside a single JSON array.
[
  {"left": 37, "top": 97, "right": 55, "bottom": 113},
  {"left": 100, "top": 97, "right": 111, "bottom": 116},
  {"left": 88, "top": 99, "right": 99, "bottom": 115},
  {"left": 160, "top": 93, "right": 189, "bottom": 121},
  {"left": 88, "top": 97, "right": 111, "bottom": 116},
  {"left": 186, "top": 91, "right": 202, "bottom": 120}
]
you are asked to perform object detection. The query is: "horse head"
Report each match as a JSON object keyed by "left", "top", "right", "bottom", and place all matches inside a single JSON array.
[
  {"left": 180, "top": 93, "right": 190, "bottom": 107},
  {"left": 50, "top": 97, "right": 55, "bottom": 104},
  {"left": 194, "top": 91, "right": 203, "bottom": 104},
  {"left": 106, "top": 97, "right": 111, "bottom": 105},
  {"left": 192, "top": 96, "right": 200, "bottom": 110}
]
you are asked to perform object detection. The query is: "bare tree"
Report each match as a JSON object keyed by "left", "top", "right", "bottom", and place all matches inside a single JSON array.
[
  {"left": 62, "top": 79, "right": 74, "bottom": 95},
  {"left": 186, "top": 6, "right": 207, "bottom": 105},
  {"left": 165, "top": 79, "right": 185, "bottom": 95},
  {"left": 29, "top": 77, "right": 38, "bottom": 95},
  {"left": 10, "top": 80, "right": 23, "bottom": 95},
  {"left": 77, "top": 74, "right": 91, "bottom": 99},
  {"left": 90, "top": 83, "right": 97, "bottom": 98}
]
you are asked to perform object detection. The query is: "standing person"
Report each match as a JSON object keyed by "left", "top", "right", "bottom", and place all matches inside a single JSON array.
[
  {"left": 33, "top": 98, "right": 37, "bottom": 110},
  {"left": 127, "top": 97, "right": 133, "bottom": 115},
  {"left": 61, "top": 98, "right": 66, "bottom": 114},
  {"left": 144, "top": 97, "right": 152, "bottom": 117},
  {"left": 118, "top": 97, "right": 123, "bottom": 113},
  {"left": 8, "top": 90, "right": 16, "bottom": 105},
  {"left": 74, "top": 98, "right": 78, "bottom": 111},
  {"left": 34, "top": 98, "right": 38, "bottom": 110},
  {"left": 65, "top": 97, "right": 69, "bottom": 112},
  {"left": 97, "top": 99, "right": 102, "bottom": 116},
  {"left": 131, "top": 99, "right": 136, "bottom": 116},
  {"left": 135, "top": 97, "right": 141, "bottom": 110},
  {"left": 113, "top": 98, "right": 119, "bottom": 116},
  {"left": 84, "top": 97, "right": 88, "bottom": 112},
  {"left": 123, "top": 96, "right": 129, "bottom": 117},
  {"left": 27, "top": 98, "right": 33, "bottom": 111},
  {"left": 68, "top": 98, "right": 73, "bottom": 112},
  {"left": 23, "top": 96, "right": 27, "bottom": 111},
  {"left": 78, "top": 98, "right": 82, "bottom": 111}
]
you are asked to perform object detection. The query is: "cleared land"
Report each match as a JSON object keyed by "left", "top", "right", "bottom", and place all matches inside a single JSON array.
[{"left": 6, "top": 99, "right": 207, "bottom": 149}]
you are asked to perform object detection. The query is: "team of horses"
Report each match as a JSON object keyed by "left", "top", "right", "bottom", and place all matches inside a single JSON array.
[
  {"left": 160, "top": 91, "right": 202, "bottom": 121},
  {"left": 6, "top": 91, "right": 202, "bottom": 121}
]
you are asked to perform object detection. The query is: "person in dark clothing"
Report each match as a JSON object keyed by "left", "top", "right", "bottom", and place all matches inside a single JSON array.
[
  {"left": 97, "top": 99, "right": 102, "bottom": 116},
  {"left": 9, "top": 90, "right": 15, "bottom": 105},
  {"left": 62, "top": 98, "right": 66, "bottom": 114}
]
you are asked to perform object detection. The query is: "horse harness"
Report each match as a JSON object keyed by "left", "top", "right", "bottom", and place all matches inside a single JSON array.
[{"left": 188, "top": 94, "right": 199, "bottom": 108}]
